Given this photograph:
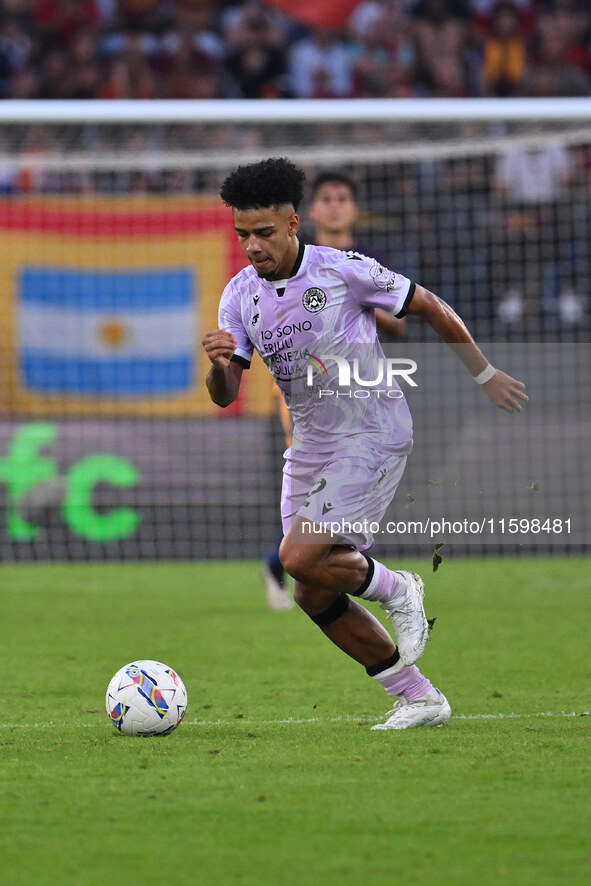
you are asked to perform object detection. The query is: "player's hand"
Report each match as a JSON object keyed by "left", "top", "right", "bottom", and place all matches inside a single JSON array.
[
  {"left": 481, "top": 370, "right": 528, "bottom": 413},
  {"left": 201, "top": 329, "right": 237, "bottom": 369}
]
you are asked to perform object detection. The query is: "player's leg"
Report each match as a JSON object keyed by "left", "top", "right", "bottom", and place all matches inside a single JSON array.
[
  {"left": 262, "top": 528, "right": 293, "bottom": 611},
  {"left": 279, "top": 446, "right": 446, "bottom": 727},
  {"left": 280, "top": 524, "right": 428, "bottom": 667},
  {"left": 293, "top": 576, "right": 450, "bottom": 729},
  {"left": 292, "top": 579, "right": 396, "bottom": 667}
]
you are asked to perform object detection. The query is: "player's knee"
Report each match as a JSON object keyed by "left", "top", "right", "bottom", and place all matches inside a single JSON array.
[
  {"left": 278, "top": 534, "right": 290, "bottom": 572},
  {"left": 294, "top": 583, "right": 350, "bottom": 624},
  {"left": 279, "top": 538, "right": 317, "bottom": 584},
  {"left": 293, "top": 582, "right": 339, "bottom": 612}
]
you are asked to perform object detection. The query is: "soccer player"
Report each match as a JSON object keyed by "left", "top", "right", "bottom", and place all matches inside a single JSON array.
[
  {"left": 308, "top": 169, "right": 407, "bottom": 341},
  {"left": 202, "top": 158, "right": 527, "bottom": 730},
  {"left": 263, "top": 169, "right": 406, "bottom": 609}
]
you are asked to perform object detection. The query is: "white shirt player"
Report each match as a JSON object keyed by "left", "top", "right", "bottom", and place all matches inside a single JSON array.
[{"left": 218, "top": 243, "right": 415, "bottom": 456}]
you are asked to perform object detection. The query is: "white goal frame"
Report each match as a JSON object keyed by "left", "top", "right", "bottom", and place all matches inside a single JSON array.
[
  {"left": 0, "top": 97, "right": 591, "bottom": 124},
  {"left": 1, "top": 98, "right": 591, "bottom": 174}
]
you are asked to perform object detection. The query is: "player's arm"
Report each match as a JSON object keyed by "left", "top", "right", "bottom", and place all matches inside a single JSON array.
[
  {"left": 375, "top": 308, "right": 407, "bottom": 340},
  {"left": 407, "top": 285, "right": 528, "bottom": 414},
  {"left": 202, "top": 329, "right": 244, "bottom": 407}
]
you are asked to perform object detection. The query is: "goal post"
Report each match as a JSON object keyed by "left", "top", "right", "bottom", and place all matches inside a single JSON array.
[
  {"left": 1, "top": 96, "right": 591, "bottom": 122},
  {"left": 0, "top": 99, "right": 589, "bottom": 561}
]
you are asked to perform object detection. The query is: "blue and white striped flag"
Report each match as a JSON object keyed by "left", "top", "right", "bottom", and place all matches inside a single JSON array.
[{"left": 17, "top": 268, "right": 196, "bottom": 397}]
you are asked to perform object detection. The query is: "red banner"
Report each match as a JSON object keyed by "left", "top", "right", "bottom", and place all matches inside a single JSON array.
[{"left": 266, "top": 0, "right": 359, "bottom": 29}]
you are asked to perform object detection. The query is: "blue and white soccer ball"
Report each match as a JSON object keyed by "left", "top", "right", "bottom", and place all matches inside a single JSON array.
[{"left": 106, "top": 660, "right": 188, "bottom": 736}]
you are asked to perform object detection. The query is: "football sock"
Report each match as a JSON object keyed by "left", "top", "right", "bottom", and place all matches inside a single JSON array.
[
  {"left": 265, "top": 530, "right": 285, "bottom": 585},
  {"left": 352, "top": 556, "right": 403, "bottom": 604},
  {"left": 367, "top": 655, "right": 433, "bottom": 701},
  {"left": 266, "top": 556, "right": 285, "bottom": 586}
]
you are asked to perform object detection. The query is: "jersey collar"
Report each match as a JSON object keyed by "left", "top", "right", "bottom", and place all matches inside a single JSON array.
[{"left": 270, "top": 240, "right": 307, "bottom": 293}]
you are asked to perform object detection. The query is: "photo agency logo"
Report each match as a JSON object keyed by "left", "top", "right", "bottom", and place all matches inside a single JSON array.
[{"left": 305, "top": 354, "right": 418, "bottom": 398}]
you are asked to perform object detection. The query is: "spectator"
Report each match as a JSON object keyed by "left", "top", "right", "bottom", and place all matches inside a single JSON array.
[
  {"left": 289, "top": 27, "right": 354, "bottom": 97},
  {"left": 431, "top": 53, "right": 472, "bottom": 95},
  {"left": 115, "top": 0, "right": 170, "bottom": 33},
  {"left": 519, "top": 7, "right": 591, "bottom": 97},
  {"left": 0, "top": 0, "right": 590, "bottom": 99},
  {"left": 8, "top": 67, "right": 40, "bottom": 98},
  {"left": 482, "top": 1, "right": 527, "bottom": 96},
  {"left": 493, "top": 140, "right": 583, "bottom": 326},
  {"left": 33, "top": 0, "right": 101, "bottom": 49},
  {"left": 224, "top": 3, "right": 289, "bottom": 97},
  {"left": 68, "top": 26, "right": 104, "bottom": 99},
  {"left": 221, "top": 1, "right": 289, "bottom": 38},
  {"left": 161, "top": 32, "right": 223, "bottom": 98},
  {"left": 0, "top": 17, "right": 34, "bottom": 98},
  {"left": 177, "top": 0, "right": 223, "bottom": 32},
  {"left": 95, "top": 0, "right": 118, "bottom": 25},
  {"left": 70, "top": 59, "right": 104, "bottom": 99},
  {"left": 411, "top": 0, "right": 471, "bottom": 96},
  {"left": 37, "top": 49, "right": 71, "bottom": 99},
  {"left": 535, "top": 0, "right": 591, "bottom": 76},
  {"left": 470, "top": 0, "right": 536, "bottom": 34},
  {"left": 146, "top": 8, "right": 225, "bottom": 96},
  {"left": 524, "top": 0, "right": 591, "bottom": 94},
  {"left": 348, "top": 0, "right": 416, "bottom": 97},
  {"left": 98, "top": 56, "right": 134, "bottom": 98},
  {"left": 0, "top": 0, "right": 33, "bottom": 25},
  {"left": 99, "top": 48, "right": 159, "bottom": 98}
]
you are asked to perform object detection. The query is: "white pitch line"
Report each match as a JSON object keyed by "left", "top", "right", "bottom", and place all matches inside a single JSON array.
[
  {"left": 186, "top": 711, "right": 591, "bottom": 726},
  {"left": 0, "top": 711, "right": 588, "bottom": 729}
]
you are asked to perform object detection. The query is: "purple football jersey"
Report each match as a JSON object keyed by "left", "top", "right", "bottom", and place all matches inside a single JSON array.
[{"left": 218, "top": 244, "right": 414, "bottom": 455}]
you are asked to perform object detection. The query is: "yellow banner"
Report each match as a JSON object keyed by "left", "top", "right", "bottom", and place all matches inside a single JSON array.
[{"left": 0, "top": 195, "right": 274, "bottom": 417}]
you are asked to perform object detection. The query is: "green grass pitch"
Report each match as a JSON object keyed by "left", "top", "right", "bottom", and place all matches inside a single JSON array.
[{"left": 0, "top": 556, "right": 589, "bottom": 886}]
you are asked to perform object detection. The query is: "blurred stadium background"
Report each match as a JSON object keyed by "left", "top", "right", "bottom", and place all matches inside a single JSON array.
[{"left": 0, "top": 97, "right": 589, "bottom": 562}]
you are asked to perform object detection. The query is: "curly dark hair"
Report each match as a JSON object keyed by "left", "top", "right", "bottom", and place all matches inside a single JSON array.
[{"left": 220, "top": 157, "right": 306, "bottom": 211}]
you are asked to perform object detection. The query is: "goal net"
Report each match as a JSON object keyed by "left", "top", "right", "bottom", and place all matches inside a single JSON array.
[{"left": 0, "top": 99, "right": 589, "bottom": 561}]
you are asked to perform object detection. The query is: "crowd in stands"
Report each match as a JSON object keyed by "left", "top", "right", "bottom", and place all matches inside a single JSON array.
[{"left": 0, "top": 0, "right": 590, "bottom": 101}]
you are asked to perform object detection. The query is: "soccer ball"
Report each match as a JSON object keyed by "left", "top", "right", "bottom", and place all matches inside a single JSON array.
[{"left": 106, "top": 660, "right": 188, "bottom": 736}]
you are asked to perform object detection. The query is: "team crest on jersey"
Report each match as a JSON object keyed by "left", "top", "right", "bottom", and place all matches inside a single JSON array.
[{"left": 302, "top": 287, "right": 327, "bottom": 313}]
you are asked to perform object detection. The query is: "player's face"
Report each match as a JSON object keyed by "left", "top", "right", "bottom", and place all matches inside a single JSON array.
[
  {"left": 309, "top": 182, "right": 358, "bottom": 235},
  {"left": 233, "top": 205, "right": 300, "bottom": 280}
]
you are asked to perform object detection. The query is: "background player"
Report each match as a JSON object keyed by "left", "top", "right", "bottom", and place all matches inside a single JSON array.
[
  {"left": 203, "top": 158, "right": 527, "bottom": 730},
  {"left": 308, "top": 169, "right": 407, "bottom": 341},
  {"left": 262, "top": 386, "right": 295, "bottom": 611}
]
